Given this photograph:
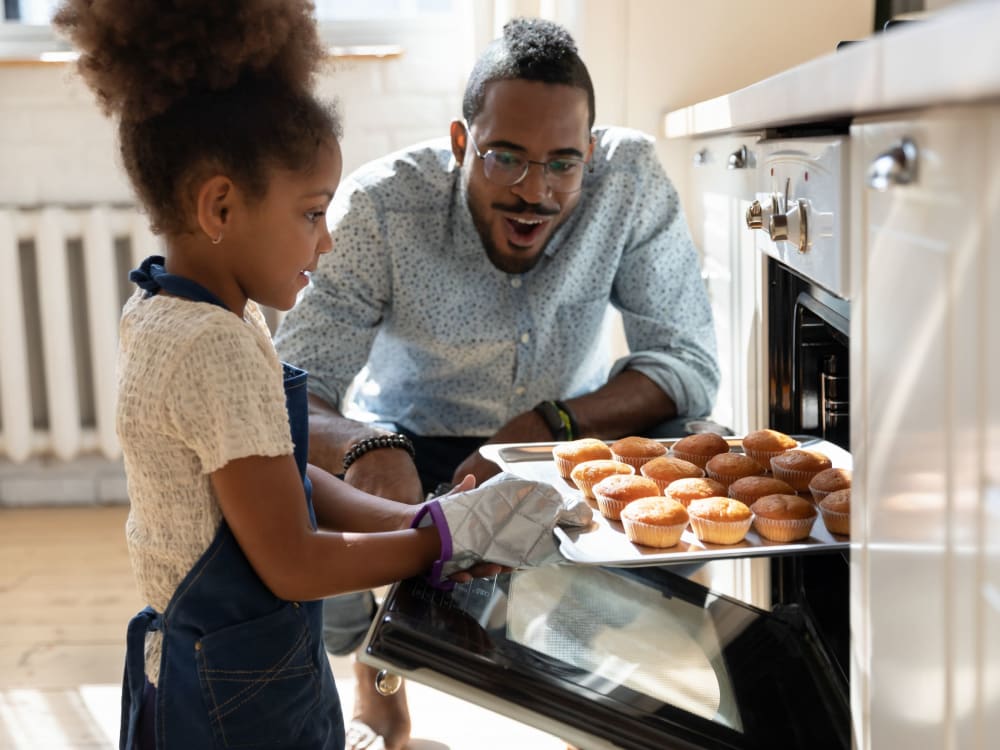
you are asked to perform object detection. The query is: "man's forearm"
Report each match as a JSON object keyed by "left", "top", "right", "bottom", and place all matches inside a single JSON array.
[
  {"left": 306, "top": 393, "right": 389, "bottom": 475},
  {"left": 564, "top": 369, "right": 677, "bottom": 439}
]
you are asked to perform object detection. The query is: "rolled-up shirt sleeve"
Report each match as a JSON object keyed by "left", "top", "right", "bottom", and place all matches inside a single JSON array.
[{"left": 606, "top": 141, "right": 720, "bottom": 418}]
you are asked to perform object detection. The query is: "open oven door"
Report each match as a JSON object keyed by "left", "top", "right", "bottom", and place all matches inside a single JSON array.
[{"left": 360, "top": 561, "right": 849, "bottom": 750}]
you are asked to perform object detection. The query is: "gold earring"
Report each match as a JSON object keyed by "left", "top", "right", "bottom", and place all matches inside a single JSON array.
[{"left": 212, "top": 232, "right": 223, "bottom": 245}]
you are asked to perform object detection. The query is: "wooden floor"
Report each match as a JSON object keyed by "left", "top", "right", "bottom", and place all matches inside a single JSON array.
[{"left": 0, "top": 505, "right": 565, "bottom": 749}]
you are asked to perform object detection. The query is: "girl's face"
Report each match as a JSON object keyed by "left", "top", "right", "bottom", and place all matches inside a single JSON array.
[{"left": 228, "top": 139, "right": 343, "bottom": 311}]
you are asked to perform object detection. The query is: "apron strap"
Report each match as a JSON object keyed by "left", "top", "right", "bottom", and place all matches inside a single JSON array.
[
  {"left": 130, "top": 255, "right": 229, "bottom": 310},
  {"left": 121, "top": 606, "right": 162, "bottom": 750}
]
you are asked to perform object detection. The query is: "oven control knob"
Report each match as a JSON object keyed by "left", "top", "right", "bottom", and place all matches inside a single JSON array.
[
  {"left": 745, "top": 194, "right": 780, "bottom": 231},
  {"left": 768, "top": 199, "right": 809, "bottom": 252}
]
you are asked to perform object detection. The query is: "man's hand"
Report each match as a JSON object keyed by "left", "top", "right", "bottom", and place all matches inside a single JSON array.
[
  {"left": 450, "top": 409, "right": 554, "bottom": 486},
  {"left": 345, "top": 448, "right": 424, "bottom": 506}
]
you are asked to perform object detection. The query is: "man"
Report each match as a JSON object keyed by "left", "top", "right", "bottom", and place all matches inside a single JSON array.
[{"left": 274, "top": 17, "right": 719, "bottom": 750}]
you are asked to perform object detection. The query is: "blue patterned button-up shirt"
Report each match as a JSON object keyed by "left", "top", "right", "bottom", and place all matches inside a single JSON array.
[{"left": 274, "top": 127, "right": 719, "bottom": 436}]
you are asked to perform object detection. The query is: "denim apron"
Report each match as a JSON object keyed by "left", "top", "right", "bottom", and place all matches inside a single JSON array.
[{"left": 120, "top": 256, "right": 344, "bottom": 749}]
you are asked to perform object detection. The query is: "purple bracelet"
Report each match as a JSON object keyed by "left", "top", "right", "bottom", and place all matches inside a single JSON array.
[{"left": 410, "top": 500, "right": 454, "bottom": 590}]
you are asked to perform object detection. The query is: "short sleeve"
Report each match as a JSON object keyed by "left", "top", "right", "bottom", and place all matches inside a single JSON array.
[{"left": 164, "top": 322, "right": 293, "bottom": 474}]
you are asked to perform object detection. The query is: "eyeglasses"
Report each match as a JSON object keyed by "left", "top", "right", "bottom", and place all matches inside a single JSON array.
[{"left": 464, "top": 122, "right": 591, "bottom": 194}]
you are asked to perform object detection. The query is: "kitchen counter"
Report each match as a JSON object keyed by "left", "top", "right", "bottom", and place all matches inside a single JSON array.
[{"left": 664, "top": 0, "right": 1000, "bottom": 137}]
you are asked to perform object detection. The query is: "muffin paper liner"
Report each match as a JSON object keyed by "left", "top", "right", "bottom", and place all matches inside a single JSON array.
[
  {"left": 668, "top": 449, "right": 711, "bottom": 469},
  {"left": 622, "top": 519, "right": 687, "bottom": 548},
  {"left": 611, "top": 452, "right": 662, "bottom": 470},
  {"left": 769, "top": 464, "right": 824, "bottom": 492},
  {"left": 753, "top": 515, "right": 816, "bottom": 542},
  {"left": 595, "top": 494, "right": 637, "bottom": 521},
  {"left": 688, "top": 514, "right": 754, "bottom": 545},
  {"left": 743, "top": 446, "right": 797, "bottom": 468},
  {"left": 819, "top": 507, "right": 851, "bottom": 536}
]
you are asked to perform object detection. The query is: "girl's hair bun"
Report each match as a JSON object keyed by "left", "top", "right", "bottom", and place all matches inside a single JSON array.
[{"left": 54, "top": 0, "right": 326, "bottom": 123}]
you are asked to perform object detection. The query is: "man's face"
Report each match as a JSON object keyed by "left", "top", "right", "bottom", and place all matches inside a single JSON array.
[{"left": 452, "top": 79, "right": 593, "bottom": 274}]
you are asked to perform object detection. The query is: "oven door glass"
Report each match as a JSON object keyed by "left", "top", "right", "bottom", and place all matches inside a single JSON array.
[{"left": 363, "top": 564, "right": 850, "bottom": 750}]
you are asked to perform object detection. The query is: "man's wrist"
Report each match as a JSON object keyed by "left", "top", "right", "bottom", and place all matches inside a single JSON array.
[
  {"left": 533, "top": 400, "right": 578, "bottom": 441},
  {"left": 342, "top": 433, "right": 416, "bottom": 473}
]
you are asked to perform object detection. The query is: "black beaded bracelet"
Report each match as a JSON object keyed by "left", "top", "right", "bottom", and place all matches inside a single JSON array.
[{"left": 342, "top": 433, "right": 416, "bottom": 472}]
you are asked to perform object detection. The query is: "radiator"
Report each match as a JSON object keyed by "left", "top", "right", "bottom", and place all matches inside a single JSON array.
[{"left": 0, "top": 205, "right": 160, "bottom": 463}]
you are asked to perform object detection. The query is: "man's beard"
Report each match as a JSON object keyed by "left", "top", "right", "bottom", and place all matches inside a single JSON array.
[{"left": 473, "top": 198, "right": 560, "bottom": 274}]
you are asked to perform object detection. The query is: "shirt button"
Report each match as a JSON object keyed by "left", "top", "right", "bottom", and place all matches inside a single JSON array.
[
  {"left": 520, "top": 332, "right": 530, "bottom": 344},
  {"left": 515, "top": 386, "right": 526, "bottom": 395},
  {"left": 511, "top": 278, "right": 522, "bottom": 288}
]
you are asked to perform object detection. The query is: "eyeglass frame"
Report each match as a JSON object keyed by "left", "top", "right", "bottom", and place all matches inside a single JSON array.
[{"left": 462, "top": 120, "right": 594, "bottom": 194}]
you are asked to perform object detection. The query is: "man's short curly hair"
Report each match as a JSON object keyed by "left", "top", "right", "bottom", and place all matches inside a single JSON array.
[
  {"left": 53, "top": 0, "right": 342, "bottom": 236},
  {"left": 462, "top": 17, "right": 595, "bottom": 128}
]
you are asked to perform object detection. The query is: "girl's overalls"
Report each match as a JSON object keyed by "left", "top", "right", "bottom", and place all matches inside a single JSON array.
[{"left": 120, "top": 256, "right": 344, "bottom": 749}]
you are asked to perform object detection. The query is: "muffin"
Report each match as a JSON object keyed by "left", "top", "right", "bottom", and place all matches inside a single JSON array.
[
  {"left": 741, "top": 429, "right": 798, "bottom": 467},
  {"left": 687, "top": 497, "right": 754, "bottom": 545},
  {"left": 639, "top": 456, "right": 704, "bottom": 493},
  {"left": 818, "top": 488, "right": 851, "bottom": 536},
  {"left": 570, "top": 459, "right": 635, "bottom": 500},
  {"left": 704, "top": 452, "right": 765, "bottom": 489},
  {"left": 669, "top": 432, "right": 731, "bottom": 469},
  {"left": 552, "top": 438, "right": 612, "bottom": 479},
  {"left": 591, "top": 474, "right": 662, "bottom": 521},
  {"left": 727, "top": 475, "right": 797, "bottom": 507},
  {"left": 770, "top": 449, "right": 833, "bottom": 492},
  {"left": 620, "top": 497, "right": 689, "bottom": 548},
  {"left": 809, "top": 468, "right": 852, "bottom": 504},
  {"left": 750, "top": 494, "right": 818, "bottom": 542},
  {"left": 609, "top": 436, "right": 667, "bottom": 469},
  {"left": 664, "top": 477, "right": 727, "bottom": 507}
]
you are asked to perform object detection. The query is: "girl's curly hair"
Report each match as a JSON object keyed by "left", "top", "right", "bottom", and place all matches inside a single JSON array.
[{"left": 53, "top": 0, "right": 342, "bottom": 235}]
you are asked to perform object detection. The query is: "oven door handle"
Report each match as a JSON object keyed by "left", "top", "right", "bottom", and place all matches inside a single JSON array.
[{"left": 867, "top": 137, "right": 919, "bottom": 191}]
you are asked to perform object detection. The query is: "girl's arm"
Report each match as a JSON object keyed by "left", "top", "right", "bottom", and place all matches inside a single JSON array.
[{"left": 211, "top": 454, "right": 440, "bottom": 601}]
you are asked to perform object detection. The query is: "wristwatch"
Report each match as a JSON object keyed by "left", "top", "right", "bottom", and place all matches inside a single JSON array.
[{"left": 533, "top": 400, "right": 577, "bottom": 442}]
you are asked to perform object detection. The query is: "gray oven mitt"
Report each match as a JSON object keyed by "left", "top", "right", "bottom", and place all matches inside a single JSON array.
[{"left": 410, "top": 472, "right": 593, "bottom": 589}]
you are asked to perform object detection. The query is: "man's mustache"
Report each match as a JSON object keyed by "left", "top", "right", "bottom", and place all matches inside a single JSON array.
[{"left": 490, "top": 199, "right": 560, "bottom": 216}]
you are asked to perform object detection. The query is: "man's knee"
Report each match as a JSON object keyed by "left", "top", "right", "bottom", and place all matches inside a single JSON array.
[{"left": 321, "top": 591, "right": 377, "bottom": 655}]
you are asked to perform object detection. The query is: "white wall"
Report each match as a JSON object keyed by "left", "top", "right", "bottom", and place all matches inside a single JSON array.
[{"left": 0, "top": 1, "right": 878, "bottom": 500}]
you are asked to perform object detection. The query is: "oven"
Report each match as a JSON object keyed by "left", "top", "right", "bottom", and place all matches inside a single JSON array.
[{"left": 357, "top": 134, "right": 856, "bottom": 750}]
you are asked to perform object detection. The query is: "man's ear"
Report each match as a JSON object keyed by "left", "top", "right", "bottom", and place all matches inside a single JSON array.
[
  {"left": 450, "top": 119, "right": 468, "bottom": 166},
  {"left": 195, "top": 175, "right": 233, "bottom": 243}
]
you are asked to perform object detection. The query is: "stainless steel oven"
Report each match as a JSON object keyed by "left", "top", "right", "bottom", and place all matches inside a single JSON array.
[{"left": 359, "top": 134, "right": 856, "bottom": 750}]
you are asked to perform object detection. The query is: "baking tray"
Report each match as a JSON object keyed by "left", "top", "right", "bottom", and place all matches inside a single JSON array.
[{"left": 479, "top": 435, "right": 850, "bottom": 568}]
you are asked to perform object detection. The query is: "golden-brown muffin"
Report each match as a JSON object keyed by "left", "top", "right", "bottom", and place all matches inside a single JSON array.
[
  {"left": 609, "top": 436, "right": 667, "bottom": 469},
  {"left": 819, "top": 488, "right": 851, "bottom": 536},
  {"left": 639, "top": 456, "right": 704, "bottom": 492},
  {"left": 570, "top": 459, "right": 635, "bottom": 499},
  {"left": 620, "top": 497, "right": 689, "bottom": 548},
  {"left": 687, "top": 497, "right": 753, "bottom": 545},
  {"left": 664, "top": 477, "right": 728, "bottom": 507},
  {"left": 770, "top": 449, "right": 833, "bottom": 491},
  {"left": 727, "top": 475, "right": 796, "bottom": 506},
  {"left": 704, "top": 452, "right": 766, "bottom": 489},
  {"left": 552, "top": 438, "right": 613, "bottom": 479},
  {"left": 591, "top": 474, "right": 662, "bottom": 521},
  {"left": 741, "top": 429, "right": 798, "bottom": 467},
  {"left": 750, "top": 494, "right": 818, "bottom": 542},
  {"left": 669, "top": 433, "right": 731, "bottom": 469},
  {"left": 808, "top": 467, "right": 852, "bottom": 504}
]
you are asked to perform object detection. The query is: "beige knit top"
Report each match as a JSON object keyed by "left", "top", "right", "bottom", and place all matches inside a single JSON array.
[{"left": 116, "top": 290, "right": 294, "bottom": 684}]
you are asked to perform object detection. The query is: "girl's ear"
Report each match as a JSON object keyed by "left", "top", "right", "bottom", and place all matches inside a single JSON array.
[
  {"left": 195, "top": 175, "right": 233, "bottom": 244},
  {"left": 449, "top": 119, "right": 467, "bottom": 166}
]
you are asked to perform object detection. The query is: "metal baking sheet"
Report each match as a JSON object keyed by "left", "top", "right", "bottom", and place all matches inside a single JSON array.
[{"left": 479, "top": 436, "right": 850, "bottom": 568}]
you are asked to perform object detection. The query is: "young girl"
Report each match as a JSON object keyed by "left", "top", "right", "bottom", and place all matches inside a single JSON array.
[{"left": 52, "top": 2, "right": 585, "bottom": 749}]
